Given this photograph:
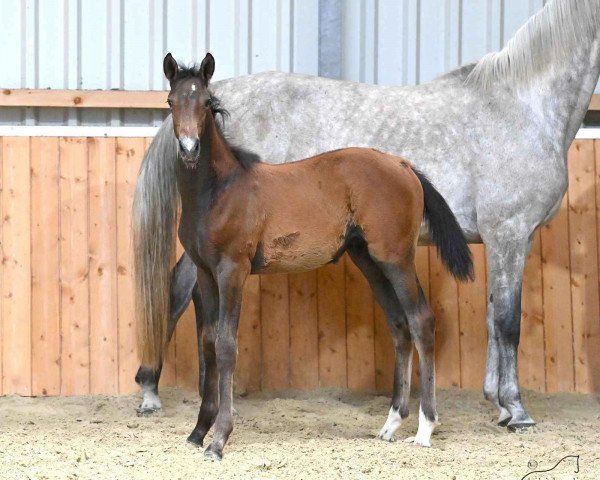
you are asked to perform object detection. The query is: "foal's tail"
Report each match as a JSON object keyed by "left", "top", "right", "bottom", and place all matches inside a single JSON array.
[
  {"left": 413, "top": 169, "right": 474, "bottom": 281},
  {"left": 133, "top": 116, "right": 179, "bottom": 369}
]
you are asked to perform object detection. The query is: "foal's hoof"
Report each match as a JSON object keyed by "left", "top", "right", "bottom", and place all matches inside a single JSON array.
[
  {"left": 377, "top": 428, "right": 396, "bottom": 442},
  {"left": 404, "top": 436, "right": 431, "bottom": 448},
  {"left": 136, "top": 406, "right": 160, "bottom": 416},
  {"left": 187, "top": 430, "right": 204, "bottom": 447},
  {"left": 204, "top": 445, "right": 223, "bottom": 461}
]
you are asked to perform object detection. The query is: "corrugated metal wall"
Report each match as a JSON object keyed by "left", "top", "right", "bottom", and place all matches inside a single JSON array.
[
  {"left": 0, "top": 0, "right": 597, "bottom": 126},
  {"left": 0, "top": 0, "right": 319, "bottom": 125},
  {"left": 342, "top": 0, "right": 550, "bottom": 85}
]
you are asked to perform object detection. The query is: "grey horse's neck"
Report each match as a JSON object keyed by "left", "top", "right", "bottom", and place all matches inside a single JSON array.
[
  {"left": 466, "top": 0, "right": 600, "bottom": 154},
  {"left": 560, "top": 36, "right": 600, "bottom": 147},
  {"left": 526, "top": 33, "right": 600, "bottom": 153}
]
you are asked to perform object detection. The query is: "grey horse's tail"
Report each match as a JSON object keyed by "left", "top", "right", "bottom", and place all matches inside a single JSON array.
[
  {"left": 413, "top": 169, "right": 474, "bottom": 282},
  {"left": 133, "top": 117, "right": 179, "bottom": 369}
]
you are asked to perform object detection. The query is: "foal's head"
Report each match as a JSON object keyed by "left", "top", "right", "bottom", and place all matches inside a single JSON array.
[{"left": 163, "top": 52, "right": 216, "bottom": 167}]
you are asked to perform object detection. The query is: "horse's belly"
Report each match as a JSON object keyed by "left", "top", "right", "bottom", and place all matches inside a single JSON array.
[
  {"left": 256, "top": 231, "right": 344, "bottom": 274},
  {"left": 259, "top": 251, "right": 335, "bottom": 274}
]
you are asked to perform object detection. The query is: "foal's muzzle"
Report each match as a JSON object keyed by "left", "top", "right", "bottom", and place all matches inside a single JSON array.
[{"left": 178, "top": 136, "right": 200, "bottom": 166}]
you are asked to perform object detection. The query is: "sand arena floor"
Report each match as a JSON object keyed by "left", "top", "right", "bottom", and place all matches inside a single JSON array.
[{"left": 1, "top": 388, "right": 599, "bottom": 479}]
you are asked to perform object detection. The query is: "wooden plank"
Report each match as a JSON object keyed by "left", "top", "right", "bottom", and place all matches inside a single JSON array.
[
  {"left": 59, "top": 137, "right": 90, "bottom": 396},
  {"left": 373, "top": 298, "right": 393, "bottom": 392},
  {"left": 174, "top": 299, "right": 199, "bottom": 391},
  {"left": 317, "top": 261, "right": 347, "bottom": 388},
  {"left": 260, "top": 273, "right": 290, "bottom": 390},
  {"left": 592, "top": 139, "right": 600, "bottom": 394},
  {"left": 161, "top": 313, "right": 178, "bottom": 389},
  {"left": 236, "top": 275, "right": 262, "bottom": 393},
  {"left": 416, "top": 247, "right": 431, "bottom": 303},
  {"left": 429, "top": 248, "right": 461, "bottom": 388},
  {"left": 457, "top": 244, "right": 487, "bottom": 390},
  {"left": 1, "top": 137, "right": 32, "bottom": 395},
  {"left": 541, "top": 194, "right": 575, "bottom": 393},
  {"left": 289, "top": 270, "right": 319, "bottom": 390},
  {"left": 174, "top": 239, "right": 200, "bottom": 393},
  {"left": 0, "top": 89, "right": 596, "bottom": 112},
  {"left": 518, "top": 231, "right": 546, "bottom": 392},
  {"left": 88, "top": 137, "right": 119, "bottom": 395},
  {"left": 31, "top": 137, "right": 61, "bottom": 396},
  {"left": 116, "top": 138, "right": 145, "bottom": 394},
  {"left": 0, "top": 138, "right": 2, "bottom": 397},
  {"left": 0, "top": 88, "right": 168, "bottom": 109},
  {"left": 345, "top": 256, "right": 375, "bottom": 391},
  {"left": 569, "top": 139, "right": 600, "bottom": 393}
]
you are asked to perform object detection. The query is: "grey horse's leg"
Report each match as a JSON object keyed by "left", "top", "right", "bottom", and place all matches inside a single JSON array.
[
  {"left": 187, "top": 266, "right": 220, "bottom": 449},
  {"left": 482, "top": 236, "right": 535, "bottom": 430},
  {"left": 347, "top": 243, "right": 413, "bottom": 442},
  {"left": 135, "top": 253, "right": 198, "bottom": 414},
  {"left": 377, "top": 262, "right": 438, "bottom": 447},
  {"left": 483, "top": 286, "right": 512, "bottom": 425}
]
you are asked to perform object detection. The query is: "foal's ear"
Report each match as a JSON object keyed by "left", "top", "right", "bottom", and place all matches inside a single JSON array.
[
  {"left": 200, "top": 53, "right": 215, "bottom": 85},
  {"left": 163, "top": 53, "right": 178, "bottom": 83}
]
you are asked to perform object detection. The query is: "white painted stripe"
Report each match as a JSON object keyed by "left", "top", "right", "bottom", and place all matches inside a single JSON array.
[
  {"left": 0, "top": 125, "right": 599, "bottom": 139},
  {"left": 575, "top": 128, "right": 600, "bottom": 140},
  {"left": 0, "top": 126, "right": 160, "bottom": 137}
]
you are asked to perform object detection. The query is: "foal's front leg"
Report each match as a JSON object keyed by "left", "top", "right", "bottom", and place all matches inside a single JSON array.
[
  {"left": 204, "top": 260, "right": 248, "bottom": 460},
  {"left": 187, "top": 268, "right": 219, "bottom": 447}
]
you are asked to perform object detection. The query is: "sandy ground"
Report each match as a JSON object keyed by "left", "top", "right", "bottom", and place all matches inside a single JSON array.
[{"left": 0, "top": 388, "right": 599, "bottom": 480}]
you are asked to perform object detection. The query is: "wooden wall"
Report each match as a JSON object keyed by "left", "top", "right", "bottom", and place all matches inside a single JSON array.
[{"left": 1, "top": 136, "right": 600, "bottom": 397}]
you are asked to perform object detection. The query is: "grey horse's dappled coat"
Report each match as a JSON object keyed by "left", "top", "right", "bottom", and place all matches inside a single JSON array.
[{"left": 135, "top": 0, "right": 600, "bottom": 429}]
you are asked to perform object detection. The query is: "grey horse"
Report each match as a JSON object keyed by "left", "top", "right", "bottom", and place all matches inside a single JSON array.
[{"left": 134, "top": 0, "right": 600, "bottom": 432}]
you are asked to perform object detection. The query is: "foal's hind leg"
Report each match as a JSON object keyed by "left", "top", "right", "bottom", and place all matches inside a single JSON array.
[
  {"left": 135, "top": 253, "right": 198, "bottom": 414},
  {"left": 377, "top": 262, "right": 438, "bottom": 447},
  {"left": 347, "top": 244, "right": 413, "bottom": 442}
]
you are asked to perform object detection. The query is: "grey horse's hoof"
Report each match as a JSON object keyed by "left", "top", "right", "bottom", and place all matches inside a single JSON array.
[
  {"left": 507, "top": 421, "right": 536, "bottom": 433},
  {"left": 204, "top": 445, "right": 223, "bottom": 461},
  {"left": 506, "top": 410, "right": 536, "bottom": 432},
  {"left": 497, "top": 416, "right": 512, "bottom": 427},
  {"left": 136, "top": 406, "right": 160, "bottom": 416}
]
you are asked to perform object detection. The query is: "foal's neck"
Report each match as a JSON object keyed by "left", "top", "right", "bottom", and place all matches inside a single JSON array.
[
  {"left": 176, "top": 113, "right": 242, "bottom": 205},
  {"left": 201, "top": 113, "right": 241, "bottom": 181}
]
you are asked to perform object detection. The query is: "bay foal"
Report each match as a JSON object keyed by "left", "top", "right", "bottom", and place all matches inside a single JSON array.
[{"left": 134, "top": 53, "right": 474, "bottom": 459}]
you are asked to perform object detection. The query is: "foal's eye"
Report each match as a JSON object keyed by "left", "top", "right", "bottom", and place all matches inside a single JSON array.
[{"left": 166, "top": 99, "right": 173, "bottom": 108}]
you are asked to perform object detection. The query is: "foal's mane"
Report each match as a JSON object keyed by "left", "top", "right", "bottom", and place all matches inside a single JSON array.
[
  {"left": 173, "top": 62, "right": 262, "bottom": 170},
  {"left": 466, "top": 0, "right": 599, "bottom": 88}
]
